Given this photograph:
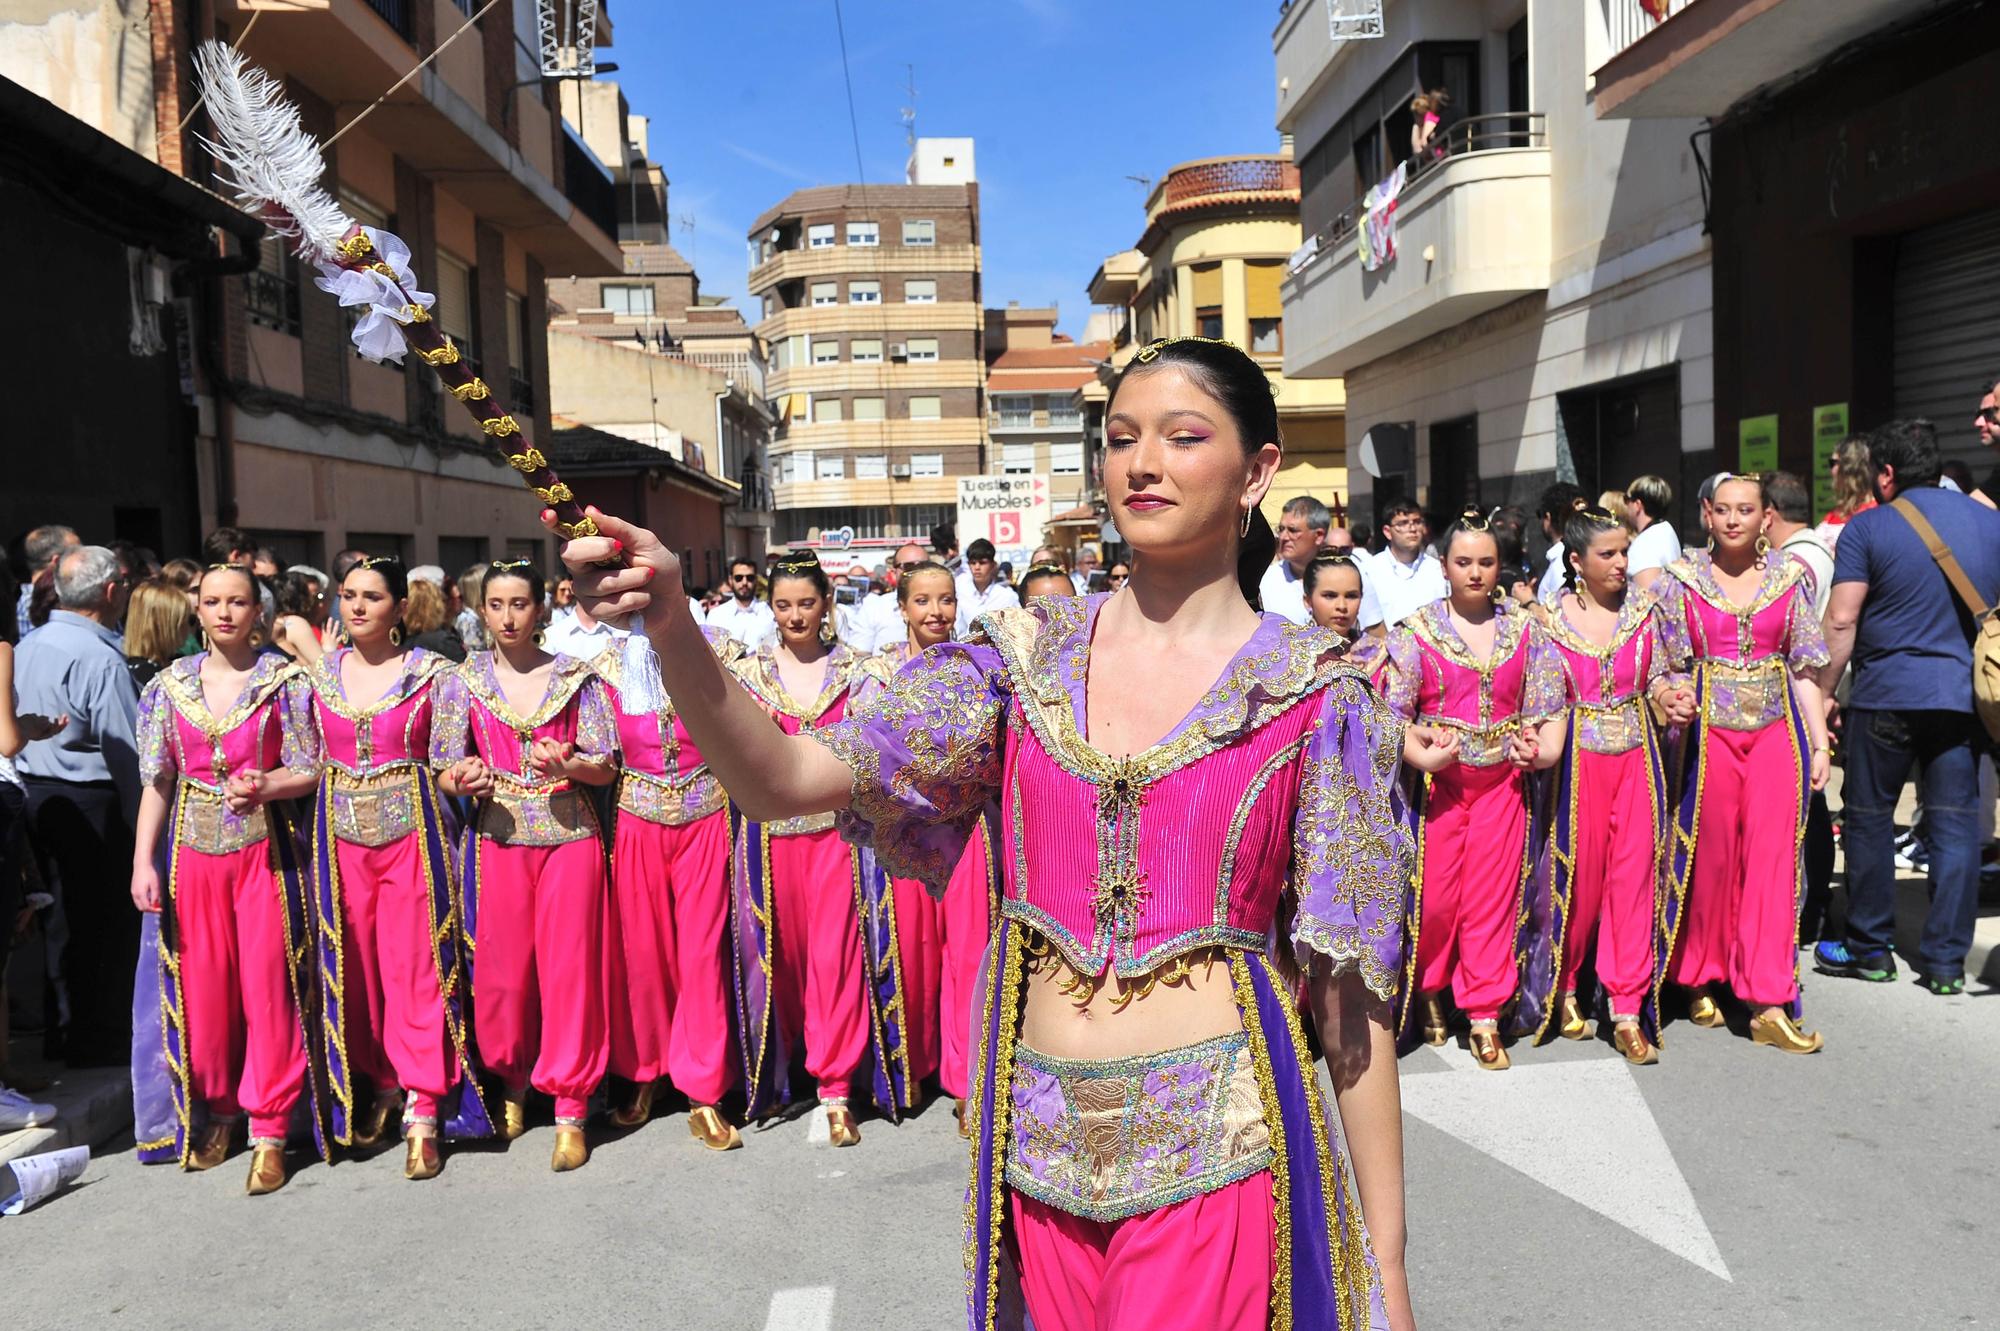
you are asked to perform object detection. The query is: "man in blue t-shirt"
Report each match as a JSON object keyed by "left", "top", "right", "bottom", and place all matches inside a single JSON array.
[{"left": 1816, "top": 418, "right": 2000, "bottom": 994}]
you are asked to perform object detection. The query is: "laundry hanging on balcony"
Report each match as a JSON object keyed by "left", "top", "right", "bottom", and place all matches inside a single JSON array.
[{"left": 1356, "top": 161, "right": 1408, "bottom": 272}]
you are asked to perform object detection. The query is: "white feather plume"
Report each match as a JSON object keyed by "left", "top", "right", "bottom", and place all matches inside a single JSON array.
[{"left": 192, "top": 42, "right": 353, "bottom": 263}]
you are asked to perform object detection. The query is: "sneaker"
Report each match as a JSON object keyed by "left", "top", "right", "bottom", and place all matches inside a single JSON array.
[
  {"left": 1915, "top": 974, "right": 1965, "bottom": 996},
  {"left": 1894, "top": 843, "right": 1930, "bottom": 872},
  {"left": 0, "top": 1085, "right": 58, "bottom": 1130},
  {"left": 1813, "top": 941, "right": 1898, "bottom": 982}
]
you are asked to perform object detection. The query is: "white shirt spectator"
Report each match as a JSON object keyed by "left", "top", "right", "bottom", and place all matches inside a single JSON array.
[
  {"left": 706, "top": 597, "right": 778, "bottom": 653},
  {"left": 1536, "top": 541, "right": 1567, "bottom": 604},
  {"left": 847, "top": 590, "right": 904, "bottom": 654},
  {"left": 1258, "top": 560, "right": 1310, "bottom": 625},
  {"left": 1626, "top": 521, "right": 1681, "bottom": 579},
  {"left": 1779, "top": 528, "right": 1835, "bottom": 619},
  {"left": 1367, "top": 548, "right": 1447, "bottom": 630},
  {"left": 542, "top": 610, "right": 615, "bottom": 661},
  {"left": 955, "top": 575, "right": 1020, "bottom": 637}
]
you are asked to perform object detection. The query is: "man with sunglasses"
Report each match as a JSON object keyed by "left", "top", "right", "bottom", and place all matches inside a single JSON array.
[
  {"left": 1973, "top": 374, "right": 2000, "bottom": 510},
  {"left": 704, "top": 556, "right": 777, "bottom": 652},
  {"left": 852, "top": 543, "right": 928, "bottom": 652}
]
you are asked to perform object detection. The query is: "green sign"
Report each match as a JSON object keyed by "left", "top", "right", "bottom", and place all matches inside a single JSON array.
[
  {"left": 1812, "top": 402, "right": 1848, "bottom": 517},
  {"left": 1738, "top": 415, "right": 1779, "bottom": 474}
]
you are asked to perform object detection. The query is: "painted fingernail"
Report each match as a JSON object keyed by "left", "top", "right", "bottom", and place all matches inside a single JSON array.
[
  {"left": 642, "top": 566, "right": 657, "bottom": 581},
  {"left": 612, "top": 540, "right": 623, "bottom": 554}
]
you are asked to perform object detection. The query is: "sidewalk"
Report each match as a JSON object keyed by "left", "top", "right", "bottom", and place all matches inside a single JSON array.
[{"left": 0, "top": 1043, "right": 132, "bottom": 1166}]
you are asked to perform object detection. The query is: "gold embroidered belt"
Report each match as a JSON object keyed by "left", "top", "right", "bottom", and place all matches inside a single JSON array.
[
  {"left": 1573, "top": 697, "right": 1648, "bottom": 755},
  {"left": 1415, "top": 714, "right": 1520, "bottom": 768},
  {"left": 326, "top": 765, "right": 423, "bottom": 848},
  {"left": 173, "top": 783, "right": 270, "bottom": 856},
  {"left": 765, "top": 810, "right": 838, "bottom": 837},
  {"left": 1005, "top": 1031, "right": 1271, "bottom": 1222},
  {"left": 478, "top": 772, "right": 599, "bottom": 847},
  {"left": 1702, "top": 658, "right": 1790, "bottom": 732},
  {"left": 617, "top": 768, "right": 726, "bottom": 828}
]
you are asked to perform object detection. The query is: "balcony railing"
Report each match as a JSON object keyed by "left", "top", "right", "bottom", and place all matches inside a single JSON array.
[
  {"left": 1160, "top": 157, "right": 1301, "bottom": 208},
  {"left": 509, "top": 369, "right": 534, "bottom": 413},
  {"left": 995, "top": 410, "right": 1034, "bottom": 429},
  {"left": 244, "top": 268, "right": 300, "bottom": 336},
  {"left": 1048, "top": 409, "right": 1081, "bottom": 427},
  {"left": 1605, "top": 0, "right": 1696, "bottom": 62},
  {"left": 362, "top": 0, "right": 413, "bottom": 39},
  {"left": 562, "top": 129, "right": 619, "bottom": 243},
  {"left": 1314, "top": 112, "right": 1546, "bottom": 255}
]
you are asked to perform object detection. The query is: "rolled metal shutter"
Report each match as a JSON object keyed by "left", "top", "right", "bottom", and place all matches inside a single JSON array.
[{"left": 1893, "top": 211, "right": 2000, "bottom": 476}]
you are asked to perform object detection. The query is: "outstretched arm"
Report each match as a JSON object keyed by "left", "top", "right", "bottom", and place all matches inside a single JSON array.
[{"left": 553, "top": 508, "right": 851, "bottom": 821}]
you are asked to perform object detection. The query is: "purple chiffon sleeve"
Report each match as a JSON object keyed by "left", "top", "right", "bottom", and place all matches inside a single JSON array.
[
  {"left": 1521, "top": 624, "right": 1567, "bottom": 723},
  {"left": 1651, "top": 575, "right": 1694, "bottom": 671},
  {"left": 136, "top": 677, "right": 174, "bottom": 788},
  {"left": 1784, "top": 583, "right": 1832, "bottom": 674},
  {"left": 1289, "top": 679, "right": 1410, "bottom": 1001},
  {"left": 1380, "top": 627, "right": 1422, "bottom": 719},
  {"left": 428, "top": 669, "right": 472, "bottom": 768},
  {"left": 278, "top": 675, "right": 320, "bottom": 772},
  {"left": 573, "top": 675, "right": 618, "bottom": 759},
  {"left": 810, "top": 641, "right": 1011, "bottom": 894}
]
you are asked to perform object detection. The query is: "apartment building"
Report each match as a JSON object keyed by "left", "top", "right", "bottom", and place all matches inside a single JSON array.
[
  {"left": 2, "top": 0, "right": 624, "bottom": 570},
  {"left": 746, "top": 139, "right": 984, "bottom": 561},
  {"left": 984, "top": 304, "right": 1109, "bottom": 517},
  {"left": 1276, "top": 0, "right": 1714, "bottom": 540},
  {"left": 1598, "top": 0, "right": 2000, "bottom": 499},
  {"left": 1086, "top": 152, "right": 1348, "bottom": 528}
]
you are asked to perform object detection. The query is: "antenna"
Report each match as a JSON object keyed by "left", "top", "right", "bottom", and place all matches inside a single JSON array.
[
  {"left": 1124, "top": 174, "right": 1152, "bottom": 191},
  {"left": 900, "top": 64, "right": 918, "bottom": 151},
  {"left": 676, "top": 210, "right": 698, "bottom": 272}
]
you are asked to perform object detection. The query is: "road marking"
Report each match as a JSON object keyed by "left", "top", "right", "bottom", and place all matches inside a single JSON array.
[
  {"left": 764, "top": 1286, "right": 835, "bottom": 1331},
  {"left": 1403, "top": 1044, "right": 1731, "bottom": 1280}
]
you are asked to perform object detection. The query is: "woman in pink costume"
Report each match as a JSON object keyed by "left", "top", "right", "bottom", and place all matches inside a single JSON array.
[
  {"left": 596, "top": 623, "right": 745, "bottom": 1151},
  {"left": 1385, "top": 508, "right": 1566, "bottom": 1070},
  {"left": 306, "top": 557, "right": 486, "bottom": 1180},
  {"left": 432, "top": 561, "right": 617, "bottom": 1169},
  {"left": 129, "top": 565, "right": 322, "bottom": 1195},
  {"left": 1656, "top": 475, "right": 1832, "bottom": 1053},
  {"left": 728, "top": 552, "right": 895, "bottom": 1146},
  {"left": 1305, "top": 551, "right": 1388, "bottom": 682},
  {"left": 554, "top": 337, "right": 1417, "bottom": 1331},
  {"left": 1536, "top": 506, "right": 1697, "bottom": 1065}
]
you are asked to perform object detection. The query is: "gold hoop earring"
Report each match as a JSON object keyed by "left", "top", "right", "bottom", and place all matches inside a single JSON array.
[
  {"left": 532, "top": 628, "right": 545, "bottom": 648},
  {"left": 820, "top": 617, "right": 837, "bottom": 646},
  {"left": 1239, "top": 506, "right": 1253, "bottom": 538},
  {"left": 389, "top": 624, "right": 404, "bottom": 647},
  {"left": 1754, "top": 534, "right": 1771, "bottom": 568}
]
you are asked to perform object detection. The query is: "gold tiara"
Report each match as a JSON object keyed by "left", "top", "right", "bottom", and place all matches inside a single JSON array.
[
  {"left": 361, "top": 555, "right": 403, "bottom": 569},
  {"left": 1455, "top": 507, "right": 1491, "bottom": 533},
  {"left": 1133, "top": 335, "right": 1242, "bottom": 364},
  {"left": 489, "top": 558, "right": 534, "bottom": 571}
]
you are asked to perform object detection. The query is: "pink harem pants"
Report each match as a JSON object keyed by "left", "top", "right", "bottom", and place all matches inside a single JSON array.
[
  {"left": 1416, "top": 761, "right": 1528, "bottom": 1023},
  {"left": 890, "top": 876, "right": 941, "bottom": 1088},
  {"left": 939, "top": 832, "right": 993, "bottom": 1099},
  {"left": 336, "top": 835, "right": 457, "bottom": 1120},
  {"left": 608, "top": 808, "right": 735, "bottom": 1106},
  {"left": 1561, "top": 748, "right": 1658, "bottom": 1017},
  {"left": 768, "top": 828, "right": 868, "bottom": 1100},
  {"left": 1009, "top": 1172, "right": 1275, "bottom": 1331},
  {"left": 1670, "top": 722, "right": 1804, "bottom": 1008},
  {"left": 175, "top": 843, "right": 305, "bottom": 1140},
  {"left": 471, "top": 835, "right": 609, "bottom": 1120}
]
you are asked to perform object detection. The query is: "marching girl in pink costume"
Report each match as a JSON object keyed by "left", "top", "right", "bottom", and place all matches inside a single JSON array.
[
  {"left": 1537, "top": 507, "right": 1697, "bottom": 1065},
  {"left": 553, "top": 336, "right": 1418, "bottom": 1331},
  {"left": 432, "top": 561, "right": 618, "bottom": 1170},
  {"left": 1305, "top": 551, "right": 1388, "bottom": 683},
  {"left": 595, "top": 619, "right": 746, "bottom": 1151},
  {"left": 728, "top": 552, "right": 889, "bottom": 1147},
  {"left": 1385, "top": 509, "right": 1567, "bottom": 1070},
  {"left": 306, "top": 557, "right": 486, "bottom": 1181},
  {"left": 1655, "top": 475, "right": 1832, "bottom": 1054},
  {"left": 129, "top": 565, "right": 322, "bottom": 1195}
]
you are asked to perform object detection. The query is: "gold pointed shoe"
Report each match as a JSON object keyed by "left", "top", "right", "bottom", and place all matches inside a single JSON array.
[
  {"left": 1749, "top": 1010, "right": 1824, "bottom": 1055},
  {"left": 499, "top": 1090, "right": 528, "bottom": 1141},
  {"left": 353, "top": 1093, "right": 399, "bottom": 1148},
  {"left": 551, "top": 1124, "right": 588, "bottom": 1172},
  {"left": 1420, "top": 994, "right": 1449, "bottom": 1047},
  {"left": 1687, "top": 992, "right": 1725, "bottom": 1028},
  {"left": 1557, "top": 992, "right": 1592, "bottom": 1041},
  {"left": 404, "top": 1127, "right": 442, "bottom": 1181},
  {"left": 188, "top": 1119, "right": 235, "bottom": 1171},
  {"left": 1469, "top": 1028, "right": 1511, "bottom": 1071},
  {"left": 687, "top": 1104, "right": 742, "bottom": 1151},
  {"left": 244, "top": 1142, "right": 288, "bottom": 1196},
  {"left": 825, "top": 1104, "right": 861, "bottom": 1148},
  {"left": 1613, "top": 1023, "right": 1659, "bottom": 1066},
  {"left": 955, "top": 1099, "right": 973, "bottom": 1140},
  {"left": 611, "top": 1080, "right": 658, "bottom": 1130}
]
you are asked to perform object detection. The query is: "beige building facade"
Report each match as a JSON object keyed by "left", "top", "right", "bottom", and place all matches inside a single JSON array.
[{"left": 984, "top": 305, "right": 1108, "bottom": 517}]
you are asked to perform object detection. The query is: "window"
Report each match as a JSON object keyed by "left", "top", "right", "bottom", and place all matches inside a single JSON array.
[
  {"left": 847, "top": 221, "right": 879, "bottom": 247},
  {"left": 1003, "top": 442, "right": 1036, "bottom": 475},
  {"left": 850, "top": 280, "right": 881, "bottom": 305},
  {"left": 909, "top": 395, "right": 941, "bottom": 421},
  {"left": 813, "top": 397, "right": 843, "bottom": 423},
  {"left": 1050, "top": 441, "right": 1084, "bottom": 475},
  {"left": 763, "top": 295, "right": 774, "bottom": 320},
  {"left": 1250, "top": 318, "right": 1283, "bottom": 354},
  {"left": 905, "top": 279, "right": 937, "bottom": 304},
  {"left": 994, "top": 394, "right": 1033, "bottom": 427},
  {"left": 601, "top": 283, "right": 655, "bottom": 316},
  {"left": 1049, "top": 398, "right": 1080, "bottom": 426},
  {"left": 811, "top": 282, "right": 838, "bottom": 306},
  {"left": 855, "top": 455, "right": 888, "bottom": 479},
  {"left": 911, "top": 453, "right": 944, "bottom": 477},
  {"left": 1246, "top": 260, "right": 1284, "bottom": 355},
  {"left": 505, "top": 291, "right": 533, "bottom": 409},
  {"left": 1191, "top": 261, "right": 1223, "bottom": 341},
  {"left": 906, "top": 337, "right": 938, "bottom": 362},
  {"left": 812, "top": 339, "right": 839, "bottom": 364},
  {"left": 808, "top": 223, "right": 836, "bottom": 248},
  {"left": 776, "top": 454, "right": 796, "bottom": 483},
  {"left": 852, "top": 339, "right": 883, "bottom": 363},
  {"left": 788, "top": 393, "right": 808, "bottom": 421},
  {"left": 793, "top": 449, "right": 815, "bottom": 476},
  {"left": 1197, "top": 307, "right": 1224, "bottom": 340},
  {"left": 852, "top": 397, "right": 886, "bottom": 422},
  {"left": 816, "top": 454, "right": 846, "bottom": 480},
  {"left": 244, "top": 234, "right": 300, "bottom": 335},
  {"left": 902, "top": 219, "right": 935, "bottom": 246},
  {"left": 434, "top": 249, "right": 477, "bottom": 370}
]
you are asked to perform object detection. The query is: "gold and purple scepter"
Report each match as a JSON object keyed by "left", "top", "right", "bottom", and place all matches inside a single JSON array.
[{"left": 191, "top": 43, "right": 666, "bottom": 711}]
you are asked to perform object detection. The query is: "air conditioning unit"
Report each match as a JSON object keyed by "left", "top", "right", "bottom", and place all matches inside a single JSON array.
[
  {"left": 889, "top": 343, "right": 908, "bottom": 361},
  {"left": 890, "top": 463, "right": 912, "bottom": 478}
]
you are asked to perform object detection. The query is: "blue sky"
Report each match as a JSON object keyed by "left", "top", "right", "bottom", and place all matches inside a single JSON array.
[{"left": 609, "top": 1, "right": 1285, "bottom": 336}]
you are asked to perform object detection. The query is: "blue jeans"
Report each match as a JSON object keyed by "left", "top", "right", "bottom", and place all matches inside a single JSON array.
[{"left": 1841, "top": 709, "right": 1984, "bottom": 979}]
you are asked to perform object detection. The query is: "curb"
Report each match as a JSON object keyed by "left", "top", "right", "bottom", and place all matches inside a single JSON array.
[
  {"left": 1891, "top": 873, "right": 2000, "bottom": 986},
  {"left": 0, "top": 1067, "right": 132, "bottom": 1167}
]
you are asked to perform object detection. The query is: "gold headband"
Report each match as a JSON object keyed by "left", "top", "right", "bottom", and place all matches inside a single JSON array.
[
  {"left": 1454, "top": 507, "right": 1491, "bottom": 533},
  {"left": 488, "top": 558, "right": 534, "bottom": 572},
  {"left": 1132, "top": 335, "right": 1242, "bottom": 364}
]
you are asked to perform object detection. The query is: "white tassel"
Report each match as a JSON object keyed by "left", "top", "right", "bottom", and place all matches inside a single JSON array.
[
  {"left": 192, "top": 42, "right": 353, "bottom": 263},
  {"left": 615, "top": 617, "right": 668, "bottom": 716}
]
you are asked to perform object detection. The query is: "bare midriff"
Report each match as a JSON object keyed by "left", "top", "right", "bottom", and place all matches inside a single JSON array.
[{"left": 1018, "top": 938, "right": 1245, "bottom": 1061}]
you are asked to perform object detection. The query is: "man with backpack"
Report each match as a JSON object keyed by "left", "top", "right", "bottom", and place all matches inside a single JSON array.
[{"left": 1815, "top": 419, "right": 2000, "bottom": 995}]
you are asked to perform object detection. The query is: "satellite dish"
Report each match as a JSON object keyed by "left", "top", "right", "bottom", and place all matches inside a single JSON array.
[{"left": 1357, "top": 430, "right": 1382, "bottom": 478}]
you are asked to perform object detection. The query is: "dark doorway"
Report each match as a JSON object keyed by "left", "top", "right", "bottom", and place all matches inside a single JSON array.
[
  {"left": 1427, "top": 416, "right": 1481, "bottom": 529},
  {"left": 1558, "top": 368, "right": 1683, "bottom": 526}
]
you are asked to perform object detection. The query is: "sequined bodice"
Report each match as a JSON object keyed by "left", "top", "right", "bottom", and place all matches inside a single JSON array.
[
  {"left": 310, "top": 648, "right": 445, "bottom": 777},
  {"left": 1543, "top": 595, "right": 1663, "bottom": 755}
]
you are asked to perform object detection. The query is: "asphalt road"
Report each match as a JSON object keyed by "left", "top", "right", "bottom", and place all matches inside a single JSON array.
[{"left": 8, "top": 971, "right": 1994, "bottom": 1331}]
